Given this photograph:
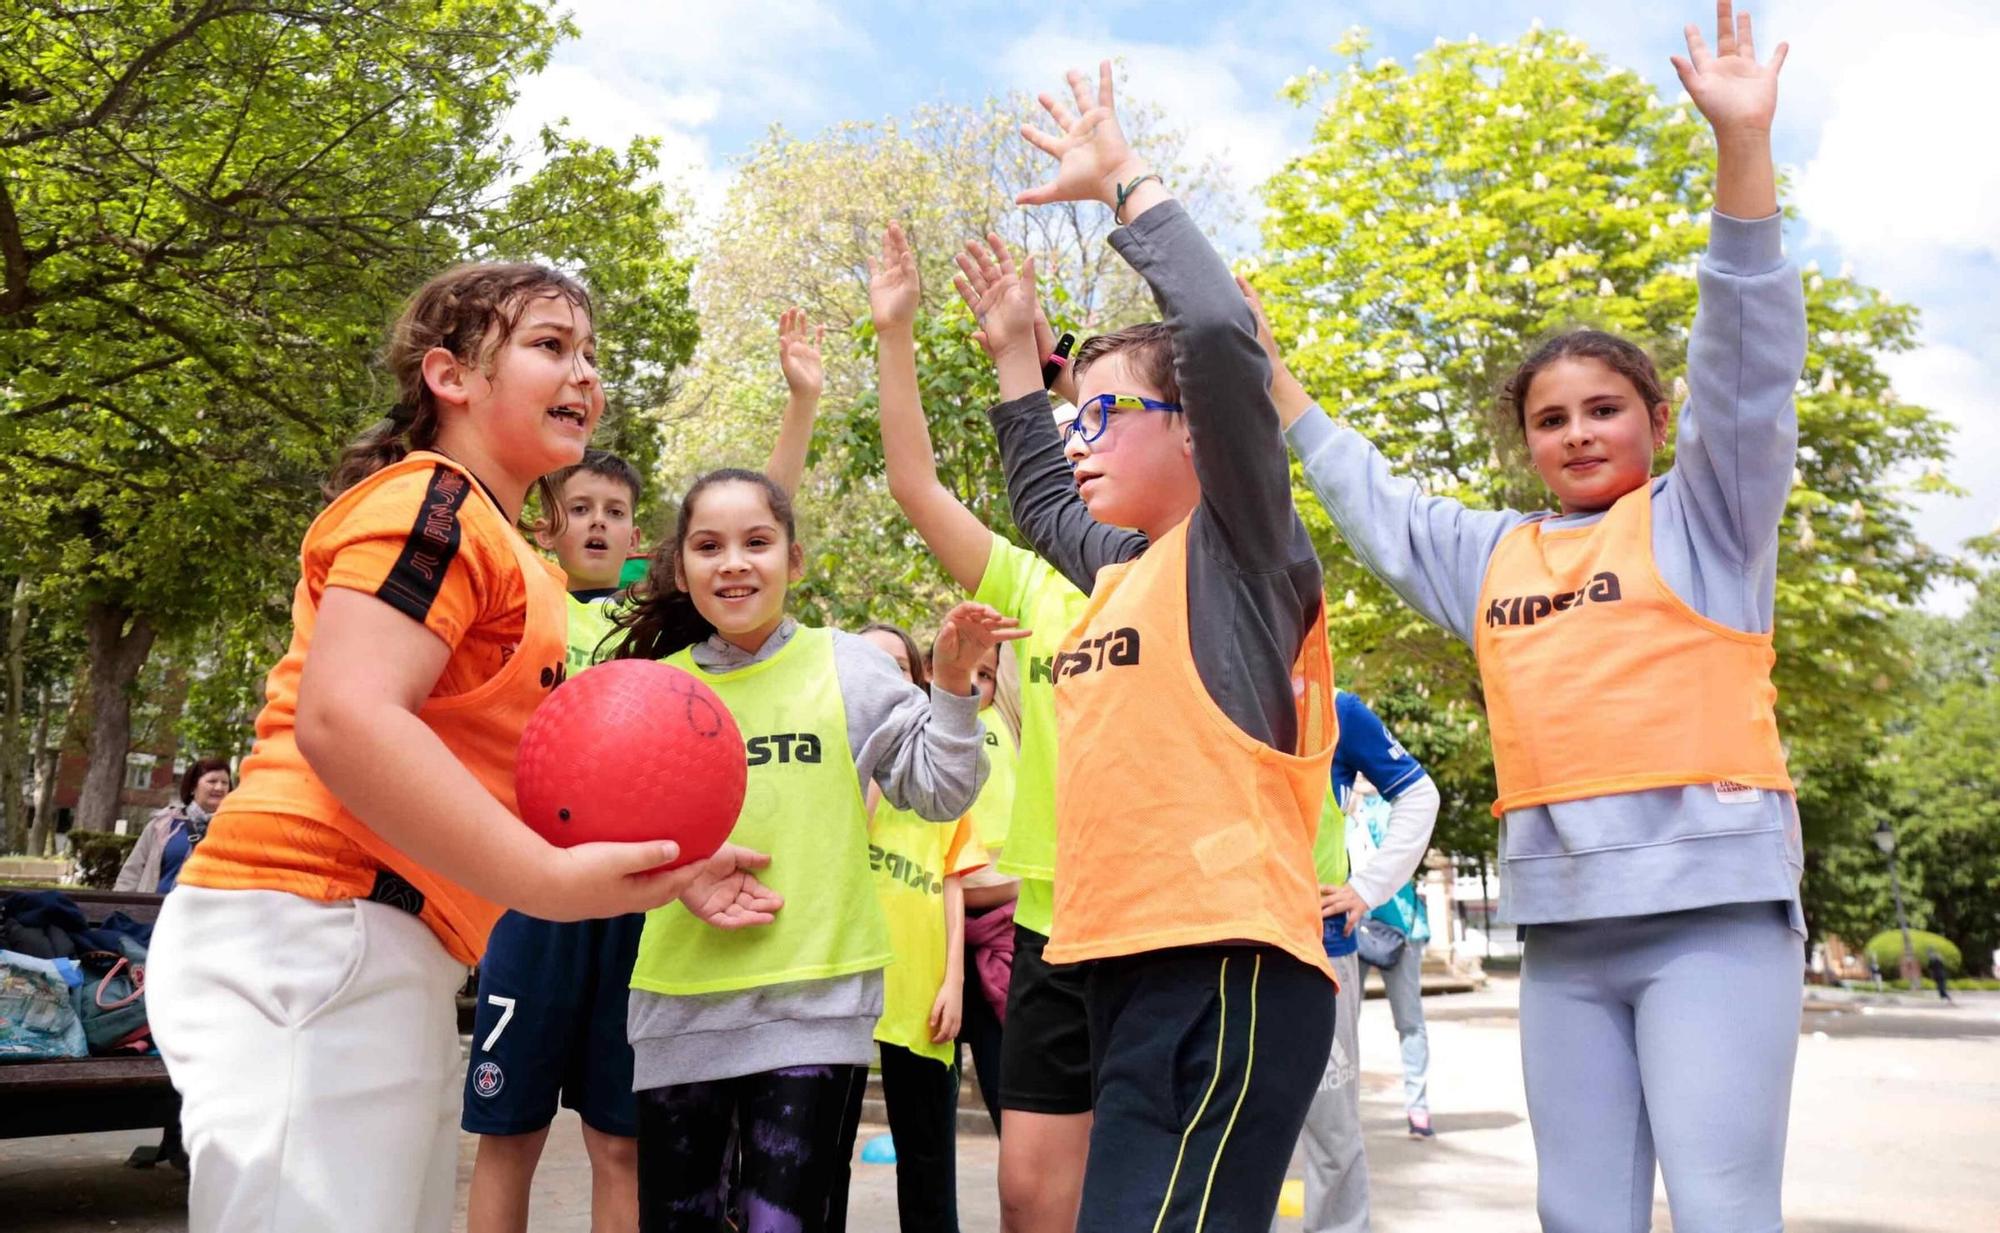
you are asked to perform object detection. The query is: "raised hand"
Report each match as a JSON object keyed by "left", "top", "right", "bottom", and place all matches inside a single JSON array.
[
  {"left": 777, "top": 307, "right": 825, "bottom": 402},
  {"left": 930, "top": 601, "right": 1030, "bottom": 696},
  {"left": 868, "top": 222, "right": 921, "bottom": 334},
  {"left": 1670, "top": 0, "right": 1787, "bottom": 137},
  {"left": 950, "top": 234, "right": 1040, "bottom": 364},
  {"left": 1017, "top": 60, "right": 1145, "bottom": 208}
]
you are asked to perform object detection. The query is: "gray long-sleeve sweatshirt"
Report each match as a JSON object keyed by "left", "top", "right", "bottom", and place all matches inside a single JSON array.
[
  {"left": 987, "top": 200, "right": 1325, "bottom": 755},
  {"left": 628, "top": 619, "right": 988, "bottom": 1088},
  {"left": 1287, "top": 211, "right": 1809, "bottom": 933}
]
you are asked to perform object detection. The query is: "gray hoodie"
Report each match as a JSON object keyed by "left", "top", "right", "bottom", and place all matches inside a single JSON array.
[
  {"left": 627, "top": 619, "right": 988, "bottom": 1088},
  {"left": 1286, "top": 211, "right": 1808, "bottom": 933}
]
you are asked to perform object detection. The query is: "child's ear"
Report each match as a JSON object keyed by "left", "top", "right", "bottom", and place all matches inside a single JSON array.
[
  {"left": 624, "top": 526, "right": 642, "bottom": 554},
  {"left": 1651, "top": 401, "right": 1672, "bottom": 450},
  {"left": 533, "top": 521, "right": 559, "bottom": 551},
  {"left": 672, "top": 554, "right": 689, "bottom": 593},
  {"left": 788, "top": 541, "right": 806, "bottom": 582},
  {"left": 421, "top": 345, "right": 474, "bottom": 411}
]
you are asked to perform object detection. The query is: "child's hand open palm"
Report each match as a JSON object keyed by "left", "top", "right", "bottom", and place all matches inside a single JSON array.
[
  {"left": 1018, "top": 61, "right": 1139, "bottom": 207},
  {"left": 868, "top": 223, "right": 921, "bottom": 333},
  {"left": 931, "top": 602, "right": 1030, "bottom": 696},
  {"left": 777, "top": 308, "right": 825, "bottom": 399},
  {"left": 1671, "top": 1, "right": 1786, "bottom": 137},
  {"left": 951, "top": 235, "right": 1040, "bottom": 363}
]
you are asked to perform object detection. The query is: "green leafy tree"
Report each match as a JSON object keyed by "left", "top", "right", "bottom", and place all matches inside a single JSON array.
[
  {"left": 1253, "top": 26, "right": 1959, "bottom": 864},
  {"left": 1, "top": 2, "right": 695, "bottom": 831},
  {"left": 665, "top": 88, "right": 1230, "bottom": 631},
  {"left": 1871, "top": 575, "right": 2000, "bottom": 974}
]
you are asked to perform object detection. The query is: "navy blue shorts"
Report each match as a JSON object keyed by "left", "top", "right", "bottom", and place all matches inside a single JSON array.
[{"left": 462, "top": 910, "right": 644, "bottom": 1137}]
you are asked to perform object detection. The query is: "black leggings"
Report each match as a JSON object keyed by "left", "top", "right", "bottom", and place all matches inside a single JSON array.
[
  {"left": 637, "top": 1064, "right": 867, "bottom": 1233},
  {"left": 1079, "top": 945, "right": 1334, "bottom": 1233},
  {"left": 958, "top": 916, "right": 1005, "bottom": 1132},
  {"left": 878, "top": 1043, "right": 961, "bottom": 1232}
]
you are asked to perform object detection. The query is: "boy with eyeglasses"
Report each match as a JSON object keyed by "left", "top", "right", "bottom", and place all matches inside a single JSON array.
[{"left": 959, "top": 60, "right": 1340, "bottom": 1232}]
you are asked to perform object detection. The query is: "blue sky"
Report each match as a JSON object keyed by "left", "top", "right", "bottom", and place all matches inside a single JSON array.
[{"left": 506, "top": 0, "right": 1999, "bottom": 607}]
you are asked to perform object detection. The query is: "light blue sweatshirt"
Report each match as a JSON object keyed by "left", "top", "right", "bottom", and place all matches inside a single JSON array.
[{"left": 1286, "top": 211, "right": 1808, "bottom": 933}]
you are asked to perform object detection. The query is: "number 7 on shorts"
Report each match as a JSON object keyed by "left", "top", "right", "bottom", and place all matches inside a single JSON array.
[{"left": 482, "top": 995, "right": 516, "bottom": 1051}]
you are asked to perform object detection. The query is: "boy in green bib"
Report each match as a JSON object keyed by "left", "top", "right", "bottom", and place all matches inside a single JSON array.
[
  {"left": 609, "top": 468, "right": 1024, "bottom": 1232},
  {"left": 866, "top": 220, "right": 1096, "bottom": 1231}
]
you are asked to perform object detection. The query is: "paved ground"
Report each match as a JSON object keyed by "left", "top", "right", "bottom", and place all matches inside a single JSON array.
[{"left": 5, "top": 977, "right": 1995, "bottom": 1231}]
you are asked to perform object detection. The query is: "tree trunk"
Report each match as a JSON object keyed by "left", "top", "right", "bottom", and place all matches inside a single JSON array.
[
  {"left": 73, "top": 601, "right": 157, "bottom": 834},
  {"left": 1, "top": 576, "right": 26, "bottom": 852},
  {"left": 27, "top": 682, "right": 61, "bottom": 856}
]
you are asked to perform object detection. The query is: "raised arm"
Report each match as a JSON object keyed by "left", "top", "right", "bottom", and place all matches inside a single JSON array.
[
  {"left": 1668, "top": 2, "right": 1804, "bottom": 570},
  {"left": 1237, "top": 268, "right": 1525, "bottom": 642},
  {"left": 764, "top": 307, "right": 823, "bottom": 497},
  {"left": 958, "top": 234, "right": 1146, "bottom": 592},
  {"left": 1016, "top": 61, "right": 1298, "bottom": 569},
  {"left": 868, "top": 222, "right": 997, "bottom": 593},
  {"left": 1238, "top": 275, "right": 1315, "bottom": 430}
]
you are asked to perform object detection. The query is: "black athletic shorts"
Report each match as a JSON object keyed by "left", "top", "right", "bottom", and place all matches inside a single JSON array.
[{"left": 999, "top": 921, "right": 1093, "bottom": 1115}]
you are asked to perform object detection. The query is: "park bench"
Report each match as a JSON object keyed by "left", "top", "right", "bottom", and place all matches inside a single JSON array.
[{"left": 0, "top": 887, "right": 183, "bottom": 1166}]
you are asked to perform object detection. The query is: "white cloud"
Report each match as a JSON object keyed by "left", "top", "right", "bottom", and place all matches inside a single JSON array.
[
  {"left": 500, "top": 0, "right": 867, "bottom": 222},
  {"left": 1882, "top": 341, "right": 2000, "bottom": 599},
  {"left": 1782, "top": 0, "right": 2000, "bottom": 281}
]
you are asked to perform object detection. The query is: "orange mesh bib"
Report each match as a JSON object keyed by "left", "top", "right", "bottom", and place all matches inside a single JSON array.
[
  {"left": 1474, "top": 482, "right": 1792, "bottom": 818},
  {"left": 183, "top": 454, "right": 569, "bottom": 963},
  {"left": 1047, "top": 519, "right": 1338, "bottom": 980}
]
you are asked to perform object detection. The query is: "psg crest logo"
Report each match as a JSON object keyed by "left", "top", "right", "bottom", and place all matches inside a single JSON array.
[{"left": 473, "top": 1061, "right": 504, "bottom": 1099}]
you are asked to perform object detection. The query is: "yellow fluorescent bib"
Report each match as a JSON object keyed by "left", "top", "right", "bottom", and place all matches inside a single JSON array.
[
  {"left": 871, "top": 803, "right": 986, "bottom": 1063},
  {"left": 972, "top": 538, "right": 1087, "bottom": 933},
  {"left": 564, "top": 591, "right": 624, "bottom": 676},
  {"left": 965, "top": 717, "right": 1018, "bottom": 855},
  {"left": 630, "top": 627, "right": 891, "bottom": 996}
]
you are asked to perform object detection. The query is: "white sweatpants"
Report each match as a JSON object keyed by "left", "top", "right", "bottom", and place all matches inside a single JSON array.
[{"left": 148, "top": 885, "right": 467, "bottom": 1232}]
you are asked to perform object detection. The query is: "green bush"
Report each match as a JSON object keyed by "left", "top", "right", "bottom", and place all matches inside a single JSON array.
[
  {"left": 1864, "top": 929, "right": 1962, "bottom": 975},
  {"left": 67, "top": 831, "right": 140, "bottom": 889}
]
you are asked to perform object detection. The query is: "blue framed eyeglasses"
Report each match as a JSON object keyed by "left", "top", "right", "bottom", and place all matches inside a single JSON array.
[{"left": 1063, "top": 393, "right": 1185, "bottom": 445}]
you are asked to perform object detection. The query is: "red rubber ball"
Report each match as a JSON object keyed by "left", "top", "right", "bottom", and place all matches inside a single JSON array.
[{"left": 516, "top": 659, "right": 747, "bottom": 868}]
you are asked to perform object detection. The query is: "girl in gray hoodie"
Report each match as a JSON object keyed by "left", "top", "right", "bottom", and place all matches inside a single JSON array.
[{"left": 1257, "top": 6, "right": 1806, "bottom": 1230}]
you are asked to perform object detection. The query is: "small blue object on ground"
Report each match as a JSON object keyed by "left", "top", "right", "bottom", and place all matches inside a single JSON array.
[{"left": 860, "top": 1133, "right": 897, "bottom": 1165}]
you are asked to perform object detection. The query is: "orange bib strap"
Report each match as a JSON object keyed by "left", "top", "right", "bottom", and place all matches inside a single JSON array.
[{"left": 184, "top": 454, "right": 570, "bottom": 962}]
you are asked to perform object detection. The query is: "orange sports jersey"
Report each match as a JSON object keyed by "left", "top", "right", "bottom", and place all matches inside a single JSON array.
[
  {"left": 182, "top": 452, "right": 569, "bottom": 964},
  {"left": 1474, "top": 480, "right": 1793, "bottom": 817},
  {"left": 1046, "top": 518, "right": 1339, "bottom": 980}
]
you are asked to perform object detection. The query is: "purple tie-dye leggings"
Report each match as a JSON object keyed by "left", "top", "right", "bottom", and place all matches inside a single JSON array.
[{"left": 637, "top": 1064, "right": 867, "bottom": 1233}]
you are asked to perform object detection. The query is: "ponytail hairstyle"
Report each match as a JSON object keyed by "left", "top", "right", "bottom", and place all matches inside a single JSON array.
[
  {"left": 614, "top": 468, "right": 799, "bottom": 662},
  {"left": 859, "top": 621, "right": 931, "bottom": 694},
  {"left": 325, "top": 262, "right": 596, "bottom": 531},
  {"left": 1498, "top": 328, "right": 1668, "bottom": 437}
]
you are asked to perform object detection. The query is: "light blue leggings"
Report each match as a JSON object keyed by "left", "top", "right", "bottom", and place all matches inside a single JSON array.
[{"left": 1520, "top": 901, "right": 1802, "bottom": 1233}]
